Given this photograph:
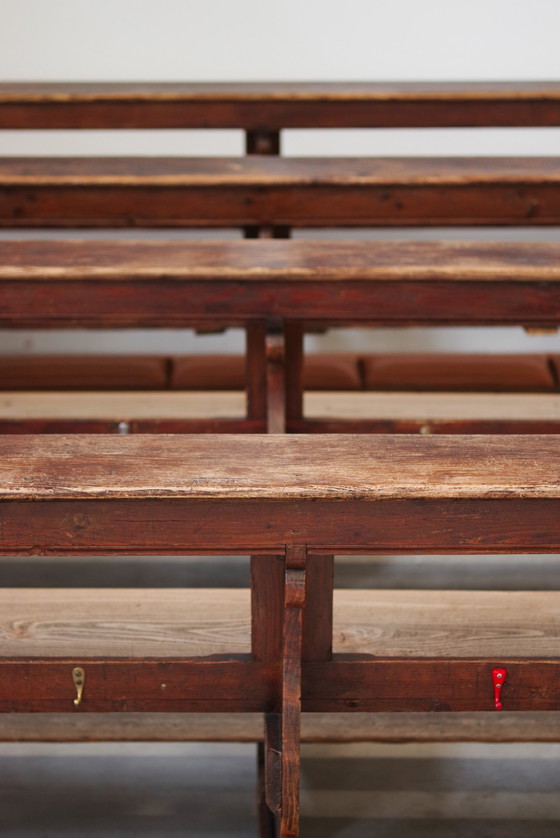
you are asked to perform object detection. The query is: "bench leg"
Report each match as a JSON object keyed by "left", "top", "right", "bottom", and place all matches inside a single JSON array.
[
  {"left": 252, "top": 554, "right": 284, "bottom": 836},
  {"left": 253, "top": 548, "right": 306, "bottom": 837},
  {"left": 279, "top": 545, "right": 306, "bottom": 837},
  {"left": 245, "top": 321, "right": 304, "bottom": 434}
]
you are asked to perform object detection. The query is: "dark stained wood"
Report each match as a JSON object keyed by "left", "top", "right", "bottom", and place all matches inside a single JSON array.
[
  {"left": 0, "top": 419, "right": 265, "bottom": 434},
  {"left": 251, "top": 555, "right": 285, "bottom": 663},
  {"left": 246, "top": 130, "right": 281, "bottom": 156},
  {"left": 0, "top": 659, "right": 278, "bottom": 712},
  {"left": 302, "top": 659, "right": 560, "bottom": 712},
  {"left": 1, "top": 658, "right": 560, "bottom": 714},
  {"left": 1, "top": 157, "right": 559, "bottom": 227},
  {"left": 1, "top": 82, "right": 560, "bottom": 129},
  {"left": 246, "top": 322, "right": 267, "bottom": 421},
  {"left": 266, "top": 331, "right": 286, "bottom": 434},
  {"left": 294, "top": 418, "right": 560, "bottom": 435},
  {"left": 303, "top": 555, "right": 334, "bottom": 662},
  {"left": 284, "top": 323, "right": 304, "bottom": 424},
  {"left": 2, "top": 240, "right": 560, "bottom": 329},
  {"left": 280, "top": 547, "right": 306, "bottom": 837},
  {"left": 4, "top": 495, "right": 560, "bottom": 555}
]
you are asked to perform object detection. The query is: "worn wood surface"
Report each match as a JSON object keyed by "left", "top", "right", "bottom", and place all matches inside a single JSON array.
[
  {"left": 3, "top": 588, "right": 559, "bottom": 659},
  {"left": 2, "top": 240, "right": 560, "bottom": 328},
  {"left": 0, "top": 434, "right": 559, "bottom": 500},
  {"left": 3, "top": 240, "right": 560, "bottom": 282},
  {"left": 1, "top": 158, "right": 559, "bottom": 227},
  {"left": 1, "top": 82, "right": 560, "bottom": 128},
  {"left": 3, "top": 710, "right": 560, "bottom": 743}
]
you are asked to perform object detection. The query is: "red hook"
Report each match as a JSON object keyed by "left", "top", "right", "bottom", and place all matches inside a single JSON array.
[{"left": 492, "top": 667, "right": 507, "bottom": 710}]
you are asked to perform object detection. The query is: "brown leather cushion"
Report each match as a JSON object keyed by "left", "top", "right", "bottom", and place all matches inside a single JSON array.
[
  {"left": 547, "top": 356, "right": 560, "bottom": 390},
  {"left": 362, "top": 353, "right": 556, "bottom": 392},
  {"left": 171, "top": 354, "right": 362, "bottom": 390},
  {"left": 0, "top": 356, "right": 167, "bottom": 390}
]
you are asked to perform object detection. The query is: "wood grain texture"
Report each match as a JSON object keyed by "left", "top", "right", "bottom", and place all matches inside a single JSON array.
[
  {"left": 2, "top": 241, "right": 560, "bottom": 329},
  {"left": 3, "top": 588, "right": 559, "bottom": 659},
  {"left": 3, "top": 497, "right": 560, "bottom": 554},
  {"left": 2, "top": 240, "right": 560, "bottom": 281},
  {"left": 1, "top": 159, "right": 559, "bottom": 227},
  {"left": 5, "top": 711, "right": 560, "bottom": 743},
  {"left": 1, "top": 82, "right": 560, "bottom": 129},
  {"left": 1, "top": 658, "right": 559, "bottom": 713},
  {"left": 0, "top": 434, "right": 559, "bottom": 500}
]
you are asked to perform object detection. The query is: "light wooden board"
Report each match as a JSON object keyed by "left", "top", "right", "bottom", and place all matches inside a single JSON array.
[
  {"left": 1, "top": 434, "right": 560, "bottom": 499},
  {"left": 2, "top": 391, "right": 560, "bottom": 421},
  {"left": 305, "top": 392, "right": 560, "bottom": 421},
  {"left": 2, "top": 712, "right": 560, "bottom": 743},
  {"left": 2, "top": 588, "right": 559, "bottom": 658},
  {"left": 0, "top": 391, "right": 245, "bottom": 419}
]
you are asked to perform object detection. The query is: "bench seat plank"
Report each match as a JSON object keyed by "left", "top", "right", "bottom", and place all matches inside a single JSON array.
[
  {"left": 1, "top": 240, "right": 560, "bottom": 328},
  {"left": 1, "top": 81, "right": 560, "bottom": 128},
  {"left": 2, "top": 588, "right": 559, "bottom": 659},
  {"left": 1, "top": 158, "right": 559, "bottom": 227},
  {"left": 0, "top": 434, "right": 559, "bottom": 500}
]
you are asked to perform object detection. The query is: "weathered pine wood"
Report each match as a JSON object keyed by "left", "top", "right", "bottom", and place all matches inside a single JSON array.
[
  {"left": 1, "top": 158, "right": 559, "bottom": 227},
  {"left": 3, "top": 588, "right": 559, "bottom": 660},
  {"left": 0, "top": 434, "right": 559, "bottom": 500},
  {"left": 4, "top": 711, "right": 560, "bottom": 743},
  {"left": 1, "top": 82, "right": 560, "bottom": 129},
  {"left": 2, "top": 240, "right": 560, "bottom": 328}
]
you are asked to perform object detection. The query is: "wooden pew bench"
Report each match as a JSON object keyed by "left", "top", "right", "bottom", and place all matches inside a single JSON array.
[
  {"left": 1, "top": 433, "right": 560, "bottom": 836},
  {"left": 1, "top": 82, "right": 560, "bottom": 433},
  {"left": 1, "top": 238, "right": 560, "bottom": 433}
]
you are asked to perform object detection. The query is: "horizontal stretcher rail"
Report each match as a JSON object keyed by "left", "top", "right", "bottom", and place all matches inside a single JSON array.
[{"left": 1, "top": 658, "right": 559, "bottom": 713}]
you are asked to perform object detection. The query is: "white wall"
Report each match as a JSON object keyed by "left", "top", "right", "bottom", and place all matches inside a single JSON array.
[{"left": 1, "top": 0, "right": 560, "bottom": 356}]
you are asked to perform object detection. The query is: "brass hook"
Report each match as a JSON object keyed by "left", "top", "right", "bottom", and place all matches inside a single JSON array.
[{"left": 72, "top": 667, "right": 85, "bottom": 707}]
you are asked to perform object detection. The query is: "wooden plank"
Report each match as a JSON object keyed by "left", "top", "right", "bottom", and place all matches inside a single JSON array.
[
  {"left": 1, "top": 158, "right": 559, "bottom": 227},
  {"left": 1, "top": 82, "right": 560, "bottom": 128},
  {"left": 3, "top": 240, "right": 560, "bottom": 282},
  {"left": 3, "top": 391, "right": 560, "bottom": 423},
  {"left": 1, "top": 657, "right": 559, "bottom": 713},
  {"left": 3, "top": 710, "right": 560, "bottom": 743},
  {"left": 302, "top": 660, "right": 560, "bottom": 712},
  {"left": 0, "top": 660, "right": 278, "bottom": 713},
  {"left": 305, "top": 392, "right": 560, "bottom": 421},
  {"left": 0, "top": 434, "right": 560, "bottom": 501},
  {"left": 2, "top": 240, "right": 560, "bottom": 328},
  {"left": 2, "top": 496, "right": 560, "bottom": 554},
  {"left": 0, "top": 391, "right": 246, "bottom": 419},
  {"left": 2, "top": 588, "right": 559, "bottom": 660}
]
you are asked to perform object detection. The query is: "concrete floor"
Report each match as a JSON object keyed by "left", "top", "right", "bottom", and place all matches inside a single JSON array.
[{"left": 2, "top": 554, "right": 559, "bottom": 837}]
